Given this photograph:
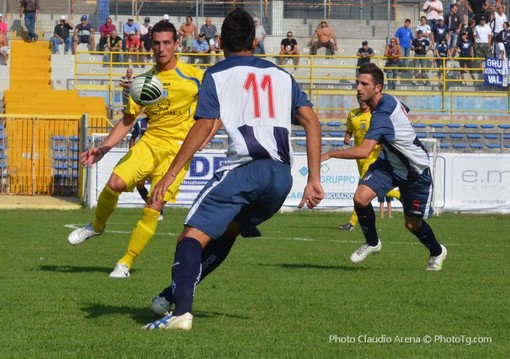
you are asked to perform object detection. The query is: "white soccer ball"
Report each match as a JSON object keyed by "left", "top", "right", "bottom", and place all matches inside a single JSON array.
[{"left": 129, "top": 73, "right": 164, "bottom": 107}]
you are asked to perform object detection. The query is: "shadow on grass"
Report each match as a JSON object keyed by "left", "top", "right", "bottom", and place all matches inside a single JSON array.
[
  {"left": 258, "top": 263, "right": 364, "bottom": 271},
  {"left": 38, "top": 264, "right": 137, "bottom": 275},
  {"left": 81, "top": 303, "right": 250, "bottom": 324}
]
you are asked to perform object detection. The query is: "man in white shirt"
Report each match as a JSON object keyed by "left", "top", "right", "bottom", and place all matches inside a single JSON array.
[
  {"left": 423, "top": 0, "right": 444, "bottom": 29},
  {"left": 474, "top": 15, "right": 492, "bottom": 61}
]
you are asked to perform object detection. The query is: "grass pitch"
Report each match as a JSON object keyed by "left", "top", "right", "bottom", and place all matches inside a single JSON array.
[{"left": 0, "top": 208, "right": 508, "bottom": 358}]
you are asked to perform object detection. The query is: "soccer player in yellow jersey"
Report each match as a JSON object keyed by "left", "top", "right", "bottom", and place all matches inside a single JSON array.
[
  {"left": 68, "top": 20, "right": 208, "bottom": 278},
  {"left": 333, "top": 97, "right": 400, "bottom": 231}
]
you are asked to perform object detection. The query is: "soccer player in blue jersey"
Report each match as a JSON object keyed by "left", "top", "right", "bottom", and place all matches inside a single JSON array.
[
  {"left": 142, "top": 8, "right": 324, "bottom": 331},
  {"left": 321, "top": 63, "right": 447, "bottom": 272}
]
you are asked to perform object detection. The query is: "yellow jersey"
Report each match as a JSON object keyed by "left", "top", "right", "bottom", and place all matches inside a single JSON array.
[
  {"left": 346, "top": 107, "right": 380, "bottom": 166},
  {"left": 126, "top": 61, "right": 204, "bottom": 148}
]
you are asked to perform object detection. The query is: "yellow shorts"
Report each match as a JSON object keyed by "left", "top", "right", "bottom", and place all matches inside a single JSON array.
[{"left": 113, "top": 139, "right": 189, "bottom": 203}]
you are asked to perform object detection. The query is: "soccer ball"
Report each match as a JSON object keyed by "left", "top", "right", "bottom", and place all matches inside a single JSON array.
[{"left": 129, "top": 73, "right": 164, "bottom": 107}]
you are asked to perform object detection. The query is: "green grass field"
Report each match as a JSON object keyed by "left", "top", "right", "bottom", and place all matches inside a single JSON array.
[{"left": 0, "top": 208, "right": 509, "bottom": 358}]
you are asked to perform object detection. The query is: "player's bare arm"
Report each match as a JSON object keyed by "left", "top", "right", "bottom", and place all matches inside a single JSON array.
[
  {"left": 321, "top": 138, "right": 378, "bottom": 162},
  {"left": 80, "top": 113, "right": 135, "bottom": 167},
  {"left": 198, "top": 118, "right": 222, "bottom": 150},
  {"left": 295, "top": 106, "right": 324, "bottom": 209},
  {"left": 150, "top": 119, "right": 216, "bottom": 203}
]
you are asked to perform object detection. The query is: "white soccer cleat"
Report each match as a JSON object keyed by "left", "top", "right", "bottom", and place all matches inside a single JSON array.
[
  {"left": 141, "top": 312, "right": 193, "bottom": 331},
  {"left": 426, "top": 245, "right": 447, "bottom": 271},
  {"left": 67, "top": 224, "right": 104, "bottom": 245},
  {"left": 109, "top": 263, "right": 130, "bottom": 278},
  {"left": 151, "top": 296, "right": 171, "bottom": 316},
  {"left": 350, "top": 240, "right": 382, "bottom": 264}
]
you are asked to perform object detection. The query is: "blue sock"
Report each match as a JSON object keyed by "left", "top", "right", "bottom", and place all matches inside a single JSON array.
[
  {"left": 355, "top": 203, "right": 379, "bottom": 246},
  {"left": 412, "top": 220, "right": 442, "bottom": 256},
  {"left": 159, "top": 235, "right": 237, "bottom": 304},
  {"left": 171, "top": 237, "right": 202, "bottom": 316}
]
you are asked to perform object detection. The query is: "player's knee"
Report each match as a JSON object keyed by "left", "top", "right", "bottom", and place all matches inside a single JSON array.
[
  {"left": 404, "top": 217, "right": 422, "bottom": 232},
  {"left": 106, "top": 175, "right": 127, "bottom": 193}
]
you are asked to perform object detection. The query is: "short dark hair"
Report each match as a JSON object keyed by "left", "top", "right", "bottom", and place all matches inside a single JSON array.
[
  {"left": 358, "top": 63, "right": 384, "bottom": 88},
  {"left": 221, "top": 8, "right": 255, "bottom": 53},
  {"left": 151, "top": 20, "right": 178, "bottom": 42}
]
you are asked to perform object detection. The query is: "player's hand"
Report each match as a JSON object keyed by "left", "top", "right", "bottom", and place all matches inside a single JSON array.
[
  {"left": 321, "top": 151, "right": 331, "bottom": 162},
  {"left": 149, "top": 172, "right": 176, "bottom": 206},
  {"left": 298, "top": 181, "right": 324, "bottom": 209},
  {"left": 80, "top": 147, "right": 104, "bottom": 167}
]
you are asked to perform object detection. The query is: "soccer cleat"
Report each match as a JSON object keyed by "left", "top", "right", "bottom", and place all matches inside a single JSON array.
[
  {"left": 158, "top": 215, "right": 164, "bottom": 221},
  {"left": 350, "top": 240, "right": 382, "bottom": 264},
  {"left": 151, "top": 296, "right": 172, "bottom": 316},
  {"left": 67, "top": 224, "right": 104, "bottom": 245},
  {"left": 338, "top": 223, "right": 356, "bottom": 231},
  {"left": 426, "top": 245, "right": 447, "bottom": 271},
  {"left": 141, "top": 312, "right": 193, "bottom": 331},
  {"left": 109, "top": 263, "right": 130, "bottom": 278}
]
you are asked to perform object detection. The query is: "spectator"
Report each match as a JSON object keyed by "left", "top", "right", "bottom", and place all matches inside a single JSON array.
[
  {"left": 491, "top": 4, "right": 507, "bottom": 54},
  {"left": 122, "top": 17, "right": 140, "bottom": 51},
  {"left": 19, "top": 0, "right": 40, "bottom": 42},
  {"left": 279, "top": 31, "right": 299, "bottom": 68},
  {"left": 394, "top": 19, "right": 413, "bottom": 66},
  {"left": 192, "top": 32, "right": 209, "bottom": 67},
  {"left": 356, "top": 40, "right": 374, "bottom": 75},
  {"left": 412, "top": 30, "right": 431, "bottom": 85},
  {"left": 384, "top": 38, "right": 402, "bottom": 89},
  {"left": 423, "top": 0, "right": 444, "bottom": 29},
  {"left": 494, "top": 33, "right": 506, "bottom": 59},
  {"left": 51, "top": 15, "right": 73, "bottom": 55},
  {"left": 466, "top": 18, "right": 476, "bottom": 44},
  {"left": 179, "top": 16, "right": 197, "bottom": 53},
  {"left": 126, "top": 30, "right": 141, "bottom": 65},
  {"left": 417, "top": 16, "right": 433, "bottom": 41},
  {"left": 466, "top": 0, "right": 489, "bottom": 25},
  {"left": 120, "top": 67, "right": 133, "bottom": 110},
  {"left": 253, "top": 17, "right": 266, "bottom": 55},
  {"left": 310, "top": 20, "right": 338, "bottom": 56},
  {"left": 140, "top": 16, "right": 153, "bottom": 63},
  {"left": 432, "top": 16, "right": 449, "bottom": 46},
  {"left": 446, "top": 4, "right": 463, "bottom": 50},
  {"left": 456, "top": 31, "right": 476, "bottom": 84},
  {"left": 200, "top": 17, "right": 217, "bottom": 44},
  {"left": 434, "top": 36, "right": 450, "bottom": 85},
  {"left": 378, "top": 195, "right": 395, "bottom": 219},
  {"left": 99, "top": 17, "right": 116, "bottom": 51},
  {"left": 0, "top": 13, "right": 8, "bottom": 36},
  {"left": 73, "top": 15, "right": 95, "bottom": 53},
  {"left": 474, "top": 15, "right": 492, "bottom": 60},
  {"left": 104, "top": 29, "right": 123, "bottom": 64},
  {"left": 0, "top": 15, "right": 8, "bottom": 65},
  {"left": 500, "top": 21, "right": 510, "bottom": 56},
  {"left": 209, "top": 31, "right": 222, "bottom": 63}
]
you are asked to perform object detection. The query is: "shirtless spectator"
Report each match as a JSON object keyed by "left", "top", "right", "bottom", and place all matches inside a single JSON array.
[
  {"left": 310, "top": 20, "right": 338, "bottom": 56},
  {"left": 179, "top": 16, "right": 197, "bottom": 53}
]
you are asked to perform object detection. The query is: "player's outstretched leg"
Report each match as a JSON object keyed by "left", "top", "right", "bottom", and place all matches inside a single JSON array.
[{"left": 350, "top": 203, "right": 381, "bottom": 263}]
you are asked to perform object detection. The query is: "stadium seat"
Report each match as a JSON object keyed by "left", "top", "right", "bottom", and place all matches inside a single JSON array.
[
  {"left": 69, "top": 135, "right": 79, "bottom": 142},
  {"left": 464, "top": 124, "right": 478, "bottom": 129},
  {"left": 450, "top": 134, "right": 464, "bottom": 139},
  {"left": 296, "top": 140, "right": 306, "bottom": 146},
  {"left": 416, "top": 132, "right": 427, "bottom": 138},
  {"left": 452, "top": 143, "right": 467, "bottom": 149},
  {"left": 447, "top": 123, "right": 462, "bottom": 128},
  {"left": 412, "top": 123, "right": 427, "bottom": 128},
  {"left": 439, "top": 143, "right": 449, "bottom": 149},
  {"left": 480, "top": 124, "right": 495, "bottom": 129},
  {"left": 331, "top": 141, "right": 344, "bottom": 147},
  {"left": 498, "top": 124, "right": 510, "bottom": 129},
  {"left": 467, "top": 134, "right": 481, "bottom": 139},
  {"left": 329, "top": 131, "right": 344, "bottom": 137},
  {"left": 470, "top": 143, "right": 484, "bottom": 149},
  {"left": 210, "top": 139, "right": 223, "bottom": 144},
  {"left": 484, "top": 134, "right": 499, "bottom": 139},
  {"left": 505, "top": 144, "right": 510, "bottom": 149},
  {"left": 294, "top": 130, "right": 306, "bottom": 137},
  {"left": 432, "top": 133, "right": 447, "bottom": 139},
  {"left": 503, "top": 134, "right": 510, "bottom": 139},
  {"left": 429, "top": 123, "right": 444, "bottom": 128},
  {"left": 327, "top": 121, "right": 341, "bottom": 127},
  {"left": 487, "top": 144, "right": 501, "bottom": 149}
]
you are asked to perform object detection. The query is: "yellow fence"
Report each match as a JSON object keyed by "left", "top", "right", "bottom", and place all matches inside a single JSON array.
[{"left": 0, "top": 114, "right": 111, "bottom": 196}]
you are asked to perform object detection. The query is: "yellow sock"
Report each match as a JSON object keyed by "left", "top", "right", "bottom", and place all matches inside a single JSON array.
[
  {"left": 117, "top": 207, "right": 160, "bottom": 268},
  {"left": 349, "top": 210, "right": 358, "bottom": 226},
  {"left": 93, "top": 185, "right": 120, "bottom": 232},
  {"left": 386, "top": 189, "right": 401, "bottom": 201}
]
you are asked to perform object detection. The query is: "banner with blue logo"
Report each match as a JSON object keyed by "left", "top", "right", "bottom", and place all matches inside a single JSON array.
[{"left": 484, "top": 59, "right": 509, "bottom": 87}]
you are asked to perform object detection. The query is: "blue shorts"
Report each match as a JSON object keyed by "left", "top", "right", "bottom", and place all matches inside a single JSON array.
[
  {"left": 361, "top": 159, "right": 433, "bottom": 218},
  {"left": 184, "top": 159, "right": 293, "bottom": 240}
]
